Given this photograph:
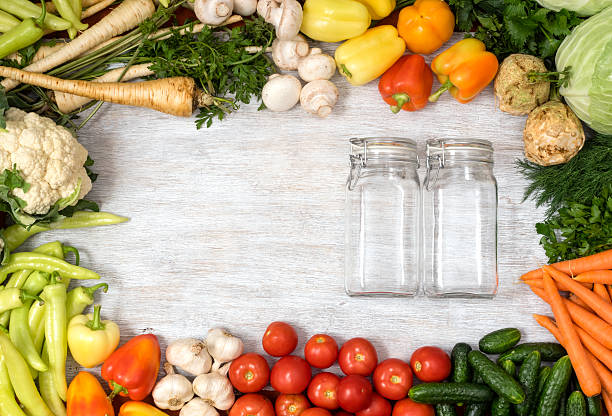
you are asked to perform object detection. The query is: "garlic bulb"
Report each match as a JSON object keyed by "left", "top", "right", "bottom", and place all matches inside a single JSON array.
[
  {"left": 206, "top": 328, "right": 244, "bottom": 369},
  {"left": 192, "top": 371, "right": 236, "bottom": 410},
  {"left": 152, "top": 363, "right": 194, "bottom": 411},
  {"left": 180, "top": 398, "right": 220, "bottom": 416},
  {"left": 166, "top": 338, "right": 213, "bottom": 376}
]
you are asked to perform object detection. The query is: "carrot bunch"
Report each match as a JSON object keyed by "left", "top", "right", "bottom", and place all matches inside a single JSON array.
[{"left": 521, "top": 249, "right": 612, "bottom": 406}]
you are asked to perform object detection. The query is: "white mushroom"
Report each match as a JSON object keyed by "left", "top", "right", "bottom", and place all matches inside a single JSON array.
[
  {"left": 297, "top": 48, "right": 336, "bottom": 82},
  {"left": 262, "top": 74, "right": 302, "bottom": 112},
  {"left": 194, "top": 0, "right": 234, "bottom": 25},
  {"left": 271, "top": 35, "right": 310, "bottom": 70},
  {"left": 234, "top": 0, "right": 257, "bottom": 15},
  {"left": 300, "top": 79, "right": 339, "bottom": 118},
  {"left": 257, "top": 0, "right": 303, "bottom": 40}
]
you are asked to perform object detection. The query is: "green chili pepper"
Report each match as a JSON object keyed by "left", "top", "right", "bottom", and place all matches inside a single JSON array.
[
  {"left": 51, "top": 0, "right": 87, "bottom": 38},
  {"left": 0, "top": 331, "right": 53, "bottom": 416},
  {"left": 0, "top": 0, "right": 70, "bottom": 31},
  {"left": 0, "top": 350, "right": 27, "bottom": 416},
  {"left": 66, "top": 283, "right": 108, "bottom": 321},
  {"left": 0, "top": 10, "right": 20, "bottom": 34},
  {"left": 0, "top": 252, "right": 100, "bottom": 284},
  {"left": 9, "top": 299, "right": 48, "bottom": 373},
  {"left": 21, "top": 271, "right": 50, "bottom": 296},
  {"left": 0, "top": 16, "right": 44, "bottom": 60},
  {"left": 39, "top": 343, "right": 66, "bottom": 416},
  {"left": 28, "top": 299, "right": 45, "bottom": 353},
  {"left": 0, "top": 287, "right": 42, "bottom": 314},
  {"left": 3, "top": 211, "right": 128, "bottom": 252},
  {"left": 41, "top": 274, "right": 68, "bottom": 401}
]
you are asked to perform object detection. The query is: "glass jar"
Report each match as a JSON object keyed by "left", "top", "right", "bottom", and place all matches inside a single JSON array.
[
  {"left": 345, "top": 137, "right": 421, "bottom": 296},
  {"left": 422, "top": 139, "right": 498, "bottom": 298}
]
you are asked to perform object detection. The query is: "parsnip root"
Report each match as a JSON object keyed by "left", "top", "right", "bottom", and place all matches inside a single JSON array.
[{"left": 82, "top": 0, "right": 116, "bottom": 19}]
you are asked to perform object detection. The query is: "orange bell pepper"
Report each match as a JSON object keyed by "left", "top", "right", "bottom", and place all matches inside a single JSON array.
[
  {"left": 429, "top": 38, "right": 499, "bottom": 104},
  {"left": 118, "top": 401, "right": 169, "bottom": 416},
  {"left": 397, "top": 0, "right": 455, "bottom": 54},
  {"left": 67, "top": 371, "right": 115, "bottom": 416}
]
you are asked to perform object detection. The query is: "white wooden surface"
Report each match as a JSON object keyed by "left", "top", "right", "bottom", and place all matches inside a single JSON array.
[{"left": 22, "top": 34, "right": 557, "bottom": 367}]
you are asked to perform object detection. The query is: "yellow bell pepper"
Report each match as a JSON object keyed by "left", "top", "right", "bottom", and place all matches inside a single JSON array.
[
  {"left": 67, "top": 305, "right": 120, "bottom": 368},
  {"left": 335, "top": 25, "right": 406, "bottom": 86},
  {"left": 301, "top": 0, "right": 371, "bottom": 43},
  {"left": 355, "top": 0, "right": 396, "bottom": 19}
]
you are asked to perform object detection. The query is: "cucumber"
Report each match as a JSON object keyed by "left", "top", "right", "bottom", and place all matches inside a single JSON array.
[
  {"left": 465, "top": 373, "right": 488, "bottom": 416},
  {"left": 452, "top": 343, "right": 472, "bottom": 383},
  {"left": 537, "top": 367, "right": 552, "bottom": 398},
  {"left": 559, "top": 387, "right": 569, "bottom": 416},
  {"left": 516, "top": 351, "right": 542, "bottom": 416},
  {"left": 537, "top": 356, "right": 573, "bottom": 416},
  {"left": 567, "top": 392, "right": 586, "bottom": 416},
  {"left": 578, "top": 381, "right": 602, "bottom": 416},
  {"left": 492, "top": 360, "right": 517, "bottom": 416},
  {"left": 500, "top": 343, "right": 566, "bottom": 363},
  {"left": 436, "top": 404, "right": 457, "bottom": 416},
  {"left": 480, "top": 328, "right": 522, "bottom": 354},
  {"left": 468, "top": 350, "right": 525, "bottom": 404},
  {"left": 409, "top": 383, "right": 495, "bottom": 404}
]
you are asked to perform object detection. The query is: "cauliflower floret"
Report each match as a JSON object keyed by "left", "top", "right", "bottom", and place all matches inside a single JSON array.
[{"left": 0, "top": 108, "right": 92, "bottom": 215}]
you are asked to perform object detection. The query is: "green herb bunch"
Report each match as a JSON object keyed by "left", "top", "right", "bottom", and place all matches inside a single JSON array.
[{"left": 536, "top": 184, "right": 612, "bottom": 263}]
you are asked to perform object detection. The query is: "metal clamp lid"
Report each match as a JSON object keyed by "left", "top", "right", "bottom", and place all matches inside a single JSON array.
[{"left": 424, "top": 142, "right": 445, "bottom": 191}]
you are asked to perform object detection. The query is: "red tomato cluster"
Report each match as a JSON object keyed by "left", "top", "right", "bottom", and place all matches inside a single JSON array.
[{"left": 228, "top": 322, "right": 452, "bottom": 416}]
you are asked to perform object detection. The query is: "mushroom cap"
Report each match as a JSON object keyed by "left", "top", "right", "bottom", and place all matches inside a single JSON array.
[
  {"left": 271, "top": 35, "right": 310, "bottom": 71},
  {"left": 257, "top": 0, "right": 280, "bottom": 21},
  {"left": 523, "top": 100, "right": 585, "bottom": 166},
  {"left": 300, "top": 79, "right": 339, "bottom": 118},
  {"left": 194, "top": 0, "right": 234, "bottom": 25},
  {"left": 262, "top": 74, "right": 302, "bottom": 112},
  {"left": 270, "top": 0, "right": 303, "bottom": 40},
  {"left": 234, "top": 0, "right": 257, "bottom": 15},
  {"left": 494, "top": 54, "right": 550, "bottom": 116},
  {"left": 298, "top": 48, "right": 336, "bottom": 82}
]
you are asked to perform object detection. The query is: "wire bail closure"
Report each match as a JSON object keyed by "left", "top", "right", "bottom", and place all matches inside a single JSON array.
[{"left": 424, "top": 140, "right": 446, "bottom": 191}]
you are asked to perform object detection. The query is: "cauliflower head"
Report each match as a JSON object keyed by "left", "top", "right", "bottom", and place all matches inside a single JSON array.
[{"left": 0, "top": 108, "right": 92, "bottom": 215}]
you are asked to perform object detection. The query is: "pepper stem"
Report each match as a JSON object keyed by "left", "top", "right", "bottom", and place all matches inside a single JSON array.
[
  {"left": 48, "top": 271, "right": 61, "bottom": 285},
  {"left": 86, "top": 305, "right": 106, "bottom": 331},
  {"left": 34, "top": 0, "right": 46, "bottom": 28},
  {"left": 390, "top": 93, "right": 411, "bottom": 114},
  {"left": 62, "top": 245, "right": 80, "bottom": 266},
  {"left": 21, "top": 292, "right": 44, "bottom": 305},
  {"left": 85, "top": 283, "right": 109, "bottom": 298},
  {"left": 108, "top": 381, "right": 128, "bottom": 401},
  {"left": 429, "top": 80, "right": 453, "bottom": 103}
]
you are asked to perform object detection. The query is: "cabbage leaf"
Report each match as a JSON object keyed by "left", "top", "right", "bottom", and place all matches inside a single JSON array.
[{"left": 537, "top": 0, "right": 612, "bottom": 15}]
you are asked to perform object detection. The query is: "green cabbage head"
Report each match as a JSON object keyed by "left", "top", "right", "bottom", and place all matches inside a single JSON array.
[
  {"left": 556, "top": 6, "right": 612, "bottom": 135},
  {"left": 537, "top": 0, "right": 612, "bottom": 15}
]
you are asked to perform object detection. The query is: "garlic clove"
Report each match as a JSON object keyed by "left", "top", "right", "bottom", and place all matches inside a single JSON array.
[
  {"left": 153, "top": 364, "right": 194, "bottom": 411},
  {"left": 192, "top": 371, "right": 236, "bottom": 410},
  {"left": 180, "top": 398, "right": 220, "bottom": 416},
  {"left": 166, "top": 338, "right": 213, "bottom": 376}
]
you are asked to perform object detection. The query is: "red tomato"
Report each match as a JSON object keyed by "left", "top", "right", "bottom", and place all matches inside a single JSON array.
[
  {"left": 307, "top": 372, "right": 341, "bottom": 410},
  {"left": 392, "top": 399, "right": 434, "bottom": 416},
  {"left": 356, "top": 393, "right": 392, "bottom": 416},
  {"left": 337, "top": 412, "right": 355, "bottom": 416},
  {"left": 271, "top": 355, "right": 312, "bottom": 394},
  {"left": 276, "top": 394, "right": 311, "bottom": 416},
  {"left": 263, "top": 322, "right": 298, "bottom": 357},
  {"left": 229, "top": 353, "right": 270, "bottom": 393},
  {"left": 230, "top": 394, "right": 275, "bottom": 416},
  {"left": 337, "top": 375, "right": 373, "bottom": 413},
  {"left": 338, "top": 338, "right": 378, "bottom": 376},
  {"left": 302, "top": 409, "right": 333, "bottom": 416},
  {"left": 373, "top": 359, "right": 413, "bottom": 400},
  {"left": 305, "top": 334, "right": 339, "bottom": 369},
  {"left": 409, "top": 347, "right": 451, "bottom": 382}
]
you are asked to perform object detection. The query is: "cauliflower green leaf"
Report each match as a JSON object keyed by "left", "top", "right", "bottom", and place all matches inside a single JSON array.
[{"left": 0, "top": 167, "right": 30, "bottom": 218}]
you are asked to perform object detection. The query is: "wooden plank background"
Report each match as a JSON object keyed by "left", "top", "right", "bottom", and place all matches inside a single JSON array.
[{"left": 20, "top": 34, "right": 557, "bottom": 372}]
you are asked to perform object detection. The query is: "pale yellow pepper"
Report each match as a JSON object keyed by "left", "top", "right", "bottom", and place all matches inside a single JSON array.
[
  {"left": 67, "top": 305, "right": 120, "bottom": 368},
  {"left": 301, "top": 0, "right": 371, "bottom": 43},
  {"left": 355, "top": 0, "right": 396, "bottom": 19},
  {"left": 335, "top": 25, "right": 406, "bottom": 86}
]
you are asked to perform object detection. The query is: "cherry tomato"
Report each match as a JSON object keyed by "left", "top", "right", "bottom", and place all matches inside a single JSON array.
[
  {"left": 391, "top": 399, "right": 434, "bottom": 416},
  {"left": 230, "top": 394, "right": 275, "bottom": 416},
  {"left": 338, "top": 338, "right": 378, "bottom": 376},
  {"left": 276, "top": 394, "right": 311, "bottom": 416},
  {"left": 263, "top": 322, "right": 299, "bottom": 357},
  {"left": 229, "top": 353, "right": 270, "bottom": 393},
  {"left": 373, "top": 358, "right": 413, "bottom": 400},
  {"left": 409, "top": 347, "right": 451, "bottom": 382},
  {"left": 337, "top": 375, "right": 373, "bottom": 413},
  {"left": 356, "top": 393, "right": 392, "bottom": 416},
  {"left": 302, "top": 409, "right": 333, "bottom": 416},
  {"left": 271, "top": 355, "right": 312, "bottom": 394},
  {"left": 307, "top": 372, "right": 341, "bottom": 410},
  {"left": 305, "top": 334, "right": 339, "bottom": 369}
]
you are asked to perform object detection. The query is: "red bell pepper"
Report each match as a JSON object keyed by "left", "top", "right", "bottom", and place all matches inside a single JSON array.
[
  {"left": 67, "top": 371, "right": 115, "bottom": 416},
  {"left": 102, "top": 334, "right": 161, "bottom": 401},
  {"left": 118, "top": 401, "right": 169, "bottom": 416},
  {"left": 378, "top": 54, "right": 433, "bottom": 113}
]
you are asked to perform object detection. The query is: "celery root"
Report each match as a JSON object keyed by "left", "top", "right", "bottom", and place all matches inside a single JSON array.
[{"left": 0, "top": 66, "right": 213, "bottom": 117}]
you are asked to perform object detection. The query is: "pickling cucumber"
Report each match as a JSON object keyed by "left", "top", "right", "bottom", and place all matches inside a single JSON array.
[
  {"left": 492, "top": 360, "right": 517, "bottom": 416},
  {"left": 480, "top": 328, "right": 522, "bottom": 354},
  {"left": 409, "top": 383, "right": 495, "bottom": 404},
  {"left": 452, "top": 343, "right": 472, "bottom": 383},
  {"left": 567, "top": 391, "right": 587, "bottom": 416},
  {"left": 464, "top": 372, "right": 488, "bottom": 416},
  {"left": 537, "top": 367, "right": 553, "bottom": 398},
  {"left": 436, "top": 404, "right": 457, "bottom": 416},
  {"left": 499, "top": 343, "right": 566, "bottom": 363},
  {"left": 468, "top": 351, "right": 525, "bottom": 404},
  {"left": 515, "top": 350, "right": 542, "bottom": 416},
  {"left": 537, "top": 356, "right": 573, "bottom": 416}
]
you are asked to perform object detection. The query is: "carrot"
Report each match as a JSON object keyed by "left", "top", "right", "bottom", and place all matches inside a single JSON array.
[
  {"left": 574, "top": 270, "right": 612, "bottom": 284},
  {"left": 575, "top": 325, "right": 612, "bottom": 371},
  {"left": 523, "top": 277, "right": 592, "bottom": 291},
  {"left": 545, "top": 265, "right": 612, "bottom": 326},
  {"left": 522, "top": 249, "right": 612, "bottom": 280},
  {"left": 525, "top": 279, "right": 544, "bottom": 289},
  {"left": 531, "top": 286, "right": 612, "bottom": 350},
  {"left": 533, "top": 314, "right": 564, "bottom": 343},
  {"left": 569, "top": 293, "right": 595, "bottom": 313},
  {"left": 602, "top": 390, "right": 612, "bottom": 414},
  {"left": 588, "top": 352, "right": 612, "bottom": 395},
  {"left": 608, "top": 285, "right": 612, "bottom": 301},
  {"left": 1, "top": 0, "right": 156, "bottom": 91},
  {"left": 0, "top": 66, "right": 213, "bottom": 117},
  {"left": 543, "top": 273, "right": 601, "bottom": 396},
  {"left": 595, "top": 284, "right": 612, "bottom": 303}
]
